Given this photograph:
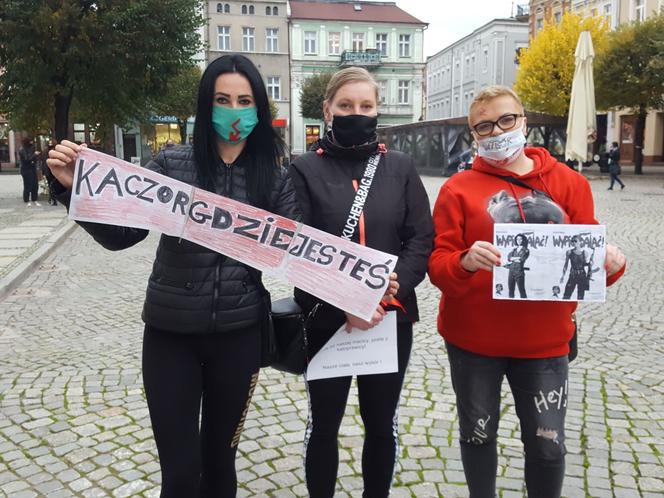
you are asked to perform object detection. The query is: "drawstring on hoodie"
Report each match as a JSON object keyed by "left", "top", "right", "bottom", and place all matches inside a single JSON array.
[{"left": 506, "top": 182, "right": 528, "bottom": 223}]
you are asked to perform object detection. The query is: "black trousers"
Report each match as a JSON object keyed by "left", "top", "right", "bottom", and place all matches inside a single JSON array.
[
  {"left": 304, "top": 320, "right": 413, "bottom": 498},
  {"left": 563, "top": 271, "right": 587, "bottom": 300},
  {"left": 142, "top": 325, "right": 261, "bottom": 498},
  {"left": 21, "top": 169, "right": 38, "bottom": 202},
  {"left": 446, "top": 342, "right": 568, "bottom": 498}
]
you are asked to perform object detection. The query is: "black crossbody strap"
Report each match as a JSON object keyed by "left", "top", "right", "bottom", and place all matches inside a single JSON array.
[
  {"left": 341, "top": 153, "right": 381, "bottom": 241},
  {"left": 498, "top": 175, "right": 552, "bottom": 200}
]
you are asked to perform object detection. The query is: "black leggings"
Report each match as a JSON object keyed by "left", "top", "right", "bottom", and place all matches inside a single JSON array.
[
  {"left": 21, "top": 169, "right": 38, "bottom": 202},
  {"left": 142, "top": 325, "right": 261, "bottom": 498},
  {"left": 304, "top": 321, "right": 413, "bottom": 498}
]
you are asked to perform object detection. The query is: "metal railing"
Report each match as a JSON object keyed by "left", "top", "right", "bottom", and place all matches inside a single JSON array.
[{"left": 376, "top": 112, "right": 567, "bottom": 176}]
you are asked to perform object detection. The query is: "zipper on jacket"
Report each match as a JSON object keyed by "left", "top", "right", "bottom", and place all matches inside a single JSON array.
[
  {"left": 224, "top": 162, "right": 232, "bottom": 197},
  {"left": 211, "top": 255, "right": 222, "bottom": 332}
]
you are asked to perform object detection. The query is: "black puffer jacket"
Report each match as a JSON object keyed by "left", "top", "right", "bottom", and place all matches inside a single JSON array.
[
  {"left": 289, "top": 134, "right": 434, "bottom": 329},
  {"left": 58, "top": 145, "right": 299, "bottom": 334}
]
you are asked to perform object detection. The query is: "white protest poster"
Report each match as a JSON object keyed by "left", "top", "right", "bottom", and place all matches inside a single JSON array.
[
  {"left": 306, "top": 312, "right": 398, "bottom": 381},
  {"left": 67, "top": 149, "right": 397, "bottom": 321},
  {"left": 493, "top": 223, "right": 606, "bottom": 302}
]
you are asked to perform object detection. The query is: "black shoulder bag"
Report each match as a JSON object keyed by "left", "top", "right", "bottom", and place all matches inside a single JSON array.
[
  {"left": 496, "top": 175, "right": 578, "bottom": 362},
  {"left": 261, "top": 152, "right": 381, "bottom": 374}
]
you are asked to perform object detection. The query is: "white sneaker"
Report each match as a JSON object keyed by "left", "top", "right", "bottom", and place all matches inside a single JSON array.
[
  {"left": 34, "top": 201, "right": 41, "bottom": 206},
  {"left": 27, "top": 202, "right": 33, "bottom": 207}
]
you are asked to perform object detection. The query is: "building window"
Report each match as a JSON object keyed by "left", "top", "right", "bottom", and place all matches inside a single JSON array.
[
  {"left": 375, "top": 33, "right": 388, "bottom": 56},
  {"left": 603, "top": 3, "right": 612, "bottom": 25},
  {"left": 398, "top": 80, "right": 409, "bottom": 104},
  {"left": 74, "top": 123, "right": 86, "bottom": 144},
  {"left": 249, "top": 5, "right": 254, "bottom": 14},
  {"left": 377, "top": 80, "right": 387, "bottom": 104},
  {"left": 352, "top": 33, "right": 364, "bottom": 51},
  {"left": 242, "top": 4, "right": 247, "bottom": 14},
  {"left": 217, "top": 3, "right": 223, "bottom": 13},
  {"left": 267, "top": 76, "right": 281, "bottom": 100},
  {"left": 554, "top": 11, "right": 562, "bottom": 23},
  {"left": 536, "top": 17, "right": 544, "bottom": 31},
  {"left": 470, "top": 55, "right": 475, "bottom": 75},
  {"left": 225, "top": 3, "right": 230, "bottom": 13},
  {"left": 242, "top": 27, "right": 255, "bottom": 52},
  {"left": 328, "top": 32, "right": 340, "bottom": 55},
  {"left": 304, "top": 31, "right": 317, "bottom": 54},
  {"left": 266, "top": 5, "right": 271, "bottom": 15},
  {"left": 635, "top": 0, "right": 645, "bottom": 21},
  {"left": 266, "top": 28, "right": 278, "bottom": 52},
  {"left": 398, "top": 34, "right": 410, "bottom": 57},
  {"left": 273, "top": 6, "right": 278, "bottom": 15},
  {"left": 218, "top": 26, "right": 231, "bottom": 51},
  {"left": 483, "top": 47, "right": 489, "bottom": 68}
]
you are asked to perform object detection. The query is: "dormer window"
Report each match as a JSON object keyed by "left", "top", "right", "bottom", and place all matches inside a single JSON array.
[{"left": 354, "top": 4, "right": 362, "bottom": 11}]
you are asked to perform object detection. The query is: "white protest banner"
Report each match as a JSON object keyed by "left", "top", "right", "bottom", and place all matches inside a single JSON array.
[
  {"left": 68, "top": 149, "right": 397, "bottom": 320},
  {"left": 306, "top": 311, "right": 398, "bottom": 381},
  {"left": 493, "top": 223, "right": 606, "bottom": 302}
]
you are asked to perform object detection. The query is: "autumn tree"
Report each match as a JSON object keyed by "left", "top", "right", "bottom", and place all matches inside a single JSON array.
[
  {"left": 515, "top": 13, "right": 609, "bottom": 116},
  {"left": 0, "top": 0, "right": 204, "bottom": 144},
  {"left": 300, "top": 72, "right": 333, "bottom": 121},
  {"left": 595, "top": 14, "right": 664, "bottom": 174}
]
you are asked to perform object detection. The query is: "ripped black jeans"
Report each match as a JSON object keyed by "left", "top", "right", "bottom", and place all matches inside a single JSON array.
[{"left": 446, "top": 342, "right": 568, "bottom": 498}]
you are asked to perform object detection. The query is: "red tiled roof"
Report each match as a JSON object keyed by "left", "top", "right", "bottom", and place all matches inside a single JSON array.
[{"left": 289, "top": 1, "right": 426, "bottom": 25}]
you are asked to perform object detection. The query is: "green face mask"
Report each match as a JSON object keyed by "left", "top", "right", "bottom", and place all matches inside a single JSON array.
[{"left": 211, "top": 105, "right": 258, "bottom": 144}]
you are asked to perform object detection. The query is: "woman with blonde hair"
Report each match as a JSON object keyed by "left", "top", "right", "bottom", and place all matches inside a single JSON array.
[
  {"left": 289, "top": 67, "right": 434, "bottom": 497},
  {"left": 429, "top": 85, "right": 626, "bottom": 498}
]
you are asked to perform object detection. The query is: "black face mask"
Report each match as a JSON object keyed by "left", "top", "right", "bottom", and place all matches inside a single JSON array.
[{"left": 331, "top": 114, "right": 378, "bottom": 148}]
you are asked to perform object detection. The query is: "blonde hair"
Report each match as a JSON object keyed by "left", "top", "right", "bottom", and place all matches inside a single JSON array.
[
  {"left": 469, "top": 85, "right": 524, "bottom": 121},
  {"left": 324, "top": 67, "right": 379, "bottom": 103}
]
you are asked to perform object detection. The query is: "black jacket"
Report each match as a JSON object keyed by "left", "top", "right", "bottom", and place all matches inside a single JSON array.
[
  {"left": 289, "top": 134, "right": 434, "bottom": 329},
  {"left": 19, "top": 147, "right": 39, "bottom": 174},
  {"left": 57, "top": 145, "right": 299, "bottom": 334}
]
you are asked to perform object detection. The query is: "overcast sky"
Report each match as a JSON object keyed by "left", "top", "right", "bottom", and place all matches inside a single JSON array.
[{"left": 390, "top": 0, "right": 520, "bottom": 57}]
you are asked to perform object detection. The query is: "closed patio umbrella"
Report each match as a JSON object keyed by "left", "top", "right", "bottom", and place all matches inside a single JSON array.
[{"left": 565, "top": 31, "right": 596, "bottom": 171}]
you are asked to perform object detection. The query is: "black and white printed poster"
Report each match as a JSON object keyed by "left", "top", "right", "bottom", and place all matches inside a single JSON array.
[{"left": 493, "top": 224, "right": 606, "bottom": 302}]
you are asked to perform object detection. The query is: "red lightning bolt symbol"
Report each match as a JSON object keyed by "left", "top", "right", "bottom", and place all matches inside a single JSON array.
[{"left": 229, "top": 118, "right": 241, "bottom": 142}]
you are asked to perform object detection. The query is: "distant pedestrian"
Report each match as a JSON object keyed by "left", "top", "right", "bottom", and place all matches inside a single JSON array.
[
  {"left": 18, "top": 137, "right": 41, "bottom": 206},
  {"left": 607, "top": 141, "right": 624, "bottom": 190},
  {"left": 41, "top": 141, "right": 58, "bottom": 206}
]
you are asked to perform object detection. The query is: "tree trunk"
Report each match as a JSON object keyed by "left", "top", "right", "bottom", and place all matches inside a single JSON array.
[
  {"left": 54, "top": 92, "right": 72, "bottom": 142},
  {"left": 633, "top": 108, "right": 646, "bottom": 175}
]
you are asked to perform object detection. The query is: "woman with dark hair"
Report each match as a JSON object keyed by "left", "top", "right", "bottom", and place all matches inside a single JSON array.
[
  {"left": 507, "top": 233, "right": 529, "bottom": 298},
  {"left": 18, "top": 136, "right": 41, "bottom": 206},
  {"left": 46, "top": 54, "right": 299, "bottom": 497}
]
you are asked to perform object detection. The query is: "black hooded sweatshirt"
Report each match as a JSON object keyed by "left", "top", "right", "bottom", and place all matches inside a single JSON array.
[{"left": 288, "top": 133, "right": 434, "bottom": 329}]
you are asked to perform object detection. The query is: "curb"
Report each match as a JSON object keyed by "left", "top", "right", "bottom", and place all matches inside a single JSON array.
[{"left": 0, "top": 220, "right": 79, "bottom": 302}]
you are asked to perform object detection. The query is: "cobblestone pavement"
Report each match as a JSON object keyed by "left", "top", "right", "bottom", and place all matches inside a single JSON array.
[
  {"left": 1, "top": 172, "right": 663, "bottom": 497},
  {"left": 0, "top": 173, "right": 69, "bottom": 281}
]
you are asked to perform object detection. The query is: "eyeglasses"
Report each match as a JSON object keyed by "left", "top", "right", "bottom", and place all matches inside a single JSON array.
[{"left": 471, "top": 113, "right": 525, "bottom": 137}]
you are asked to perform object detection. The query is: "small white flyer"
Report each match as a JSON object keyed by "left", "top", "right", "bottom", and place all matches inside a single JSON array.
[
  {"left": 306, "top": 312, "right": 398, "bottom": 381},
  {"left": 493, "top": 223, "right": 607, "bottom": 302}
]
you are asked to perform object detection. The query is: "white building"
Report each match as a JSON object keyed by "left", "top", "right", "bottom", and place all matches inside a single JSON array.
[{"left": 426, "top": 18, "right": 529, "bottom": 120}]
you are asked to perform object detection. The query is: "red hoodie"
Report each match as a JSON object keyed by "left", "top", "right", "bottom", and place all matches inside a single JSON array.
[{"left": 428, "top": 147, "right": 625, "bottom": 358}]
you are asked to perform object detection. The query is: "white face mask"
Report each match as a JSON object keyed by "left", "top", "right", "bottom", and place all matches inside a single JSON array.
[{"left": 477, "top": 127, "right": 527, "bottom": 167}]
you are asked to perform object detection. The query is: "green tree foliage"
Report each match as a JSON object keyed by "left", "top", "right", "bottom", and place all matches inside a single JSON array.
[
  {"left": 268, "top": 96, "right": 279, "bottom": 120},
  {"left": 514, "top": 13, "right": 608, "bottom": 116},
  {"left": 154, "top": 64, "right": 201, "bottom": 144},
  {"left": 595, "top": 13, "right": 664, "bottom": 174},
  {"left": 0, "top": 0, "right": 204, "bottom": 144},
  {"left": 300, "top": 72, "right": 333, "bottom": 121}
]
